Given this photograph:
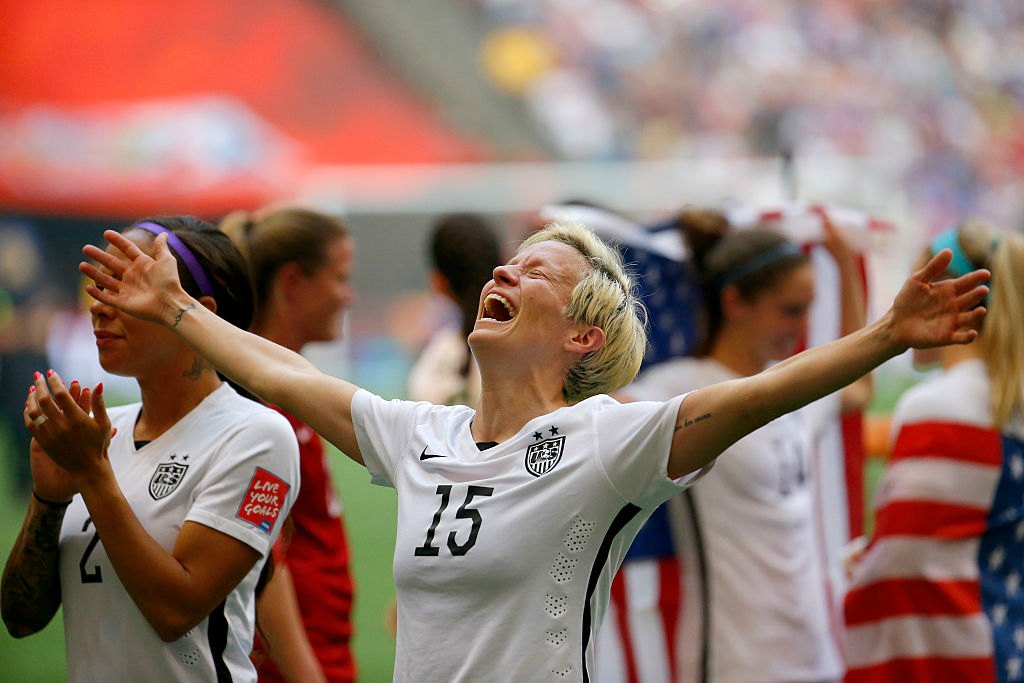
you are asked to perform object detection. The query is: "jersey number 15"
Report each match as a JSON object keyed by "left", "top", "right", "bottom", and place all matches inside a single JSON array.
[{"left": 414, "top": 485, "right": 494, "bottom": 557}]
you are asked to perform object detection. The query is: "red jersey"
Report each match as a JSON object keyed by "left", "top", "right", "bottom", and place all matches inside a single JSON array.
[{"left": 258, "top": 408, "right": 356, "bottom": 683}]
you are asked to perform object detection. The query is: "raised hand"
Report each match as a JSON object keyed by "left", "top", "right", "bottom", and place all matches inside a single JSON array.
[
  {"left": 25, "top": 370, "right": 115, "bottom": 486},
  {"left": 816, "top": 209, "right": 857, "bottom": 268},
  {"left": 80, "top": 230, "right": 187, "bottom": 327},
  {"left": 888, "top": 248, "right": 990, "bottom": 350}
]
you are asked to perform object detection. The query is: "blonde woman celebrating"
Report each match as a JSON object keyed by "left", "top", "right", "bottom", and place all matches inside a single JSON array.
[{"left": 80, "top": 221, "right": 986, "bottom": 682}]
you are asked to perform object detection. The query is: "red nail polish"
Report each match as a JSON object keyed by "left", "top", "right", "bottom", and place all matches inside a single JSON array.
[
  {"left": 47, "top": 369, "right": 54, "bottom": 377},
  {"left": 96, "top": 383, "right": 104, "bottom": 395},
  {"left": 33, "top": 371, "right": 41, "bottom": 380},
  {"left": 71, "top": 380, "right": 79, "bottom": 387},
  {"left": 29, "top": 386, "right": 35, "bottom": 394}
]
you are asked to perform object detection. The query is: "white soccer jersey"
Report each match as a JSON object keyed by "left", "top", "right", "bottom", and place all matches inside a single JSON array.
[
  {"left": 352, "top": 389, "right": 699, "bottom": 682},
  {"left": 58, "top": 383, "right": 300, "bottom": 683},
  {"left": 628, "top": 357, "right": 843, "bottom": 683}
]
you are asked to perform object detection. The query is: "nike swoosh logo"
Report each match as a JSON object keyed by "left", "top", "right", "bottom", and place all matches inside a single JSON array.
[{"left": 419, "top": 447, "right": 447, "bottom": 460}]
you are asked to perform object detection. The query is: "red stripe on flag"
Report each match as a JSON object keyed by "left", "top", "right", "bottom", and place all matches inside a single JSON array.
[
  {"left": 891, "top": 422, "right": 1002, "bottom": 466},
  {"left": 844, "top": 252, "right": 869, "bottom": 537},
  {"left": 844, "top": 412, "right": 866, "bottom": 538},
  {"left": 845, "top": 656, "right": 995, "bottom": 683},
  {"left": 609, "top": 571, "right": 640, "bottom": 683},
  {"left": 872, "top": 500, "right": 989, "bottom": 540},
  {"left": 844, "top": 578, "right": 982, "bottom": 626},
  {"left": 658, "top": 558, "right": 681, "bottom": 681}
]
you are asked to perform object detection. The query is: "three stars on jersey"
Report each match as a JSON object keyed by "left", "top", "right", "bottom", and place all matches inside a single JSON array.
[
  {"left": 526, "top": 427, "right": 564, "bottom": 477},
  {"left": 418, "top": 426, "right": 566, "bottom": 477},
  {"left": 150, "top": 453, "right": 191, "bottom": 500}
]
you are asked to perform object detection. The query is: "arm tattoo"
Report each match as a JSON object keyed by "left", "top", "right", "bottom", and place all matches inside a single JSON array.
[
  {"left": 1, "top": 505, "right": 66, "bottom": 636},
  {"left": 172, "top": 304, "right": 196, "bottom": 328},
  {"left": 675, "top": 412, "right": 712, "bottom": 432}
]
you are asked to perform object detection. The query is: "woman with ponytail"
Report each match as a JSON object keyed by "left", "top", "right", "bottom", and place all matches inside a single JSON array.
[
  {"left": 407, "top": 213, "right": 503, "bottom": 408},
  {"left": 221, "top": 207, "right": 357, "bottom": 683},
  {"left": 619, "top": 211, "right": 869, "bottom": 683}
]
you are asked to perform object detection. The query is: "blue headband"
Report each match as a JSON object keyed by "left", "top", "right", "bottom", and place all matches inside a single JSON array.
[
  {"left": 717, "top": 241, "right": 803, "bottom": 290},
  {"left": 132, "top": 221, "right": 215, "bottom": 298},
  {"left": 929, "top": 228, "right": 976, "bottom": 278}
]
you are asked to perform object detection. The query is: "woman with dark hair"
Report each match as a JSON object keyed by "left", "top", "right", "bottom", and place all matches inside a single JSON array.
[
  {"left": 2, "top": 217, "right": 299, "bottom": 683},
  {"left": 221, "top": 207, "right": 357, "bottom": 683},
  {"left": 408, "top": 213, "right": 503, "bottom": 407},
  {"left": 619, "top": 215, "right": 869, "bottom": 682}
]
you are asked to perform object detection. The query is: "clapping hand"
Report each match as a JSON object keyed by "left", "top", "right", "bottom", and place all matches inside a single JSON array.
[{"left": 24, "top": 370, "right": 116, "bottom": 491}]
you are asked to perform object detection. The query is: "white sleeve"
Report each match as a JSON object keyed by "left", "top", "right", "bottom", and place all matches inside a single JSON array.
[
  {"left": 351, "top": 389, "right": 437, "bottom": 488},
  {"left": 596, "top": 394, "right": 694, "bottom": 508},
  {"left": 186, "top": 412, "right": 300, "bottom": 556}
]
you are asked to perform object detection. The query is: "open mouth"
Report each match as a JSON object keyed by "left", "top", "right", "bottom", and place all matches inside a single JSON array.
[{"left": 482, "top": 293, "right": 516, "bottom": 322}]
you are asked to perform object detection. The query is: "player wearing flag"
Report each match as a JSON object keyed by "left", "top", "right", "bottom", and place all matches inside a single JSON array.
[
  {"left": 844, "top": 221, "right": 1024, "bottom": 682},
  {"left": 79, "top": 220, "right": 986, "bottom": 682},
  {"left": 2, "top": 218, "right": 299, "bottom": 683},
  {"left": 620, "top": 216, "right": 867, "bottom": 683}
]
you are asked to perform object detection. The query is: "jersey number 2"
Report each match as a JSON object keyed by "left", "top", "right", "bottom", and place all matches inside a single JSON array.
[
  {"left": 414, "top": 485, "right": 494, "bottom": 557},
  {"left": 79, "top": 517, "right": 103, "bottom": 584}
]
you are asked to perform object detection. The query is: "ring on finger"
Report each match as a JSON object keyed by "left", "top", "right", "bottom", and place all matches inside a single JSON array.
[{"left": 32, "top": 415, "right": 48, "bottom": 427}]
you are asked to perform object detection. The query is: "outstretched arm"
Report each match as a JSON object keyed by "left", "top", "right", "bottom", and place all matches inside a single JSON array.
[
  {"left": 667, "top": 249, "right": 989, "bottom": 479},
  {"left": 81, "top": 231, "right": 363, "bottom": 463}
]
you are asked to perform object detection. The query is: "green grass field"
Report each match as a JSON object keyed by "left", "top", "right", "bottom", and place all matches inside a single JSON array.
[{"left": 0, "top": 436, "right": 399, "bottom": 682}]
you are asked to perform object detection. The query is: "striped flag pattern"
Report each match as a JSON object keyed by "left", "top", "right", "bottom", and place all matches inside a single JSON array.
[
  {"left": 844, "top": 364, "right": 1024, "bottom": 682},
  {"left": 568, "top": 203, "right": 877, "bottom": 682}
]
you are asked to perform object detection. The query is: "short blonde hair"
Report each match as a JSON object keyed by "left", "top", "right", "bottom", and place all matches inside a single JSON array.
[{"left": 519, "top": 222, "right": 647, "bottom": 403}]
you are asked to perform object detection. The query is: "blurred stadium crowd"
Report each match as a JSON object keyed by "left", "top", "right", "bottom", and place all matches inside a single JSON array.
[{"left": 474, "top": 0, "right": 1024, "bottom": 233}]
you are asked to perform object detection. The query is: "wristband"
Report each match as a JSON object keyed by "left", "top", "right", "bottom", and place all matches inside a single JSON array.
[{"left": 32, "top": 490, "right": 72, "bottom": 509}]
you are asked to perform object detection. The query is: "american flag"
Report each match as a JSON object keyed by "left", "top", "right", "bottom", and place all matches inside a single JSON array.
[
  {"left": 552, "top": 202, "right": 882, "bottom": 683},
  {"left": 844, "top": 361, "right": 1024, "bottom": 682}
]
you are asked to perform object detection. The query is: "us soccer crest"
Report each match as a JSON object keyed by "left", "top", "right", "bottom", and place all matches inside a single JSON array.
[
  {"left": 149, "top": 461, "right": 189, "bottom": 500},
  {"left": 525, "top": 435, "right": 565, "bottom": 477}
]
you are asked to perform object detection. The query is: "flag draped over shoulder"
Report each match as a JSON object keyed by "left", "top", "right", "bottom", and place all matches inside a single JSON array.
[{"left": 844, "top": 360, "right": 1024, "bottom": 683}]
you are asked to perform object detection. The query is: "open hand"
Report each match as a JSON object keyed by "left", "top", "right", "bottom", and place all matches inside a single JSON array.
[
  {"left": 888, "top": 249, "right": 989, "bottom": 350},
  {"left": 80, "top": 230, "right": 187, "bottom": 327}
]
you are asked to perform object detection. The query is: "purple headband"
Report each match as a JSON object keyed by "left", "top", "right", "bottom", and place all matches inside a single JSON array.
[{"left": 132, "top": 221, "right": 215, "bottom": 298}]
